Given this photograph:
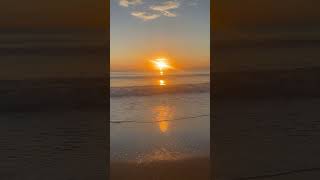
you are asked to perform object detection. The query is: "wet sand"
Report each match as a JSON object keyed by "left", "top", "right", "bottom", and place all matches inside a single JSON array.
[
  {"left": 110, "top": 84, "right": 210, "bottom": 179},
  {"left": 111, "top": 157, "right": 210, "bottom": 180}
]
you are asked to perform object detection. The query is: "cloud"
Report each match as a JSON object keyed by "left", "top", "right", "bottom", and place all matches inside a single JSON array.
[
  {"left": 150, "top": 1, "right": 180, "bottom": 17},
  {"left": 119, "top": 0, "right": 142, "bottom": 7},
  {"left": 131, "top": 11, "right": 160, "bottom": 21},
  {"left": 118, "top": 0, "right": 182, "bottom": 21},
  {"left": 160, "top": 11, "right": 177, "bottom": 17}
]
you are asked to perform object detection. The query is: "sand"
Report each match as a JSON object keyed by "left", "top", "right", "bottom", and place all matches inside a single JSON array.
[{"left": 111, "top": 157, "right": 210, "bottom": 180}]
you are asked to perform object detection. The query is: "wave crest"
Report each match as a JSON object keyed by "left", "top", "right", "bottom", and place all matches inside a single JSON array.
[{"left": 110, "top": 83, "right": 209, "bottom": 97}]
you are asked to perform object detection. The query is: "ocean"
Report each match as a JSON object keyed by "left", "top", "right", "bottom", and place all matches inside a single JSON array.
[{"left": 110, "top": 71, "right": 210, "bottom": 163}]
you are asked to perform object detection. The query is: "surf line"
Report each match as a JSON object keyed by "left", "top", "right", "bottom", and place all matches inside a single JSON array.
[{"left": 110, "top": 114, "right": 209, "bottom": 124}]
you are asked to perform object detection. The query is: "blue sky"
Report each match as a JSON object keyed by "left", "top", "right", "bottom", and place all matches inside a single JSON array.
[{"left": 110, "top": 0, "right": 210, "bottom": 71}]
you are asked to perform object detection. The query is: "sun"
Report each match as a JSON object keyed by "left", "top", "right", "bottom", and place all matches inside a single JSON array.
[
  {"left": 151, "top": 58, "right": 172, "bottom": 75},
  {"left": 152, "top": 58, "right": 170, "bottom": 70},
  {"left": 154, "top": 60, "right": 168, "bottom": 69}
]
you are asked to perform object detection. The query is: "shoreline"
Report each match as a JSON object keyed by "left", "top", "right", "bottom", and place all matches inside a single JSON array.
[{"left": 111, "top": 157, "right": 210, "bottom": 180}]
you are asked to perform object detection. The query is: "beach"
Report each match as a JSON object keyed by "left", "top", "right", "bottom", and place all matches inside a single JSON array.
[
  {"left": 110, "top": 72, "right": 210, "bottom": 180},
  {"left": 111, "top": 157, "right": 210, "bottom": 180}
]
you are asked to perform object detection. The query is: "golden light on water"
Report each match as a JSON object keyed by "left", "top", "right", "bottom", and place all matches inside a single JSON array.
[
  {"left": 153, "top": 105, "right": 172, "bottom": 133},
  {"left": 159, "top": 121, "right": 169, "bottom": 133},
  {"left": 159, "top": 79, "right": 166, "bottom": 86}
]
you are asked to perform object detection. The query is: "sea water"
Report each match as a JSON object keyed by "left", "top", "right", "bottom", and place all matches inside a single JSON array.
[{"left": 110, "top": 71, "right": 210, "bottom": 163}]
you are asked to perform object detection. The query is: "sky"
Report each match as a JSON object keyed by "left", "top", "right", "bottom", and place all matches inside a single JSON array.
[{"left": 110, "top": 0, "right": 210, "bottom": 72}]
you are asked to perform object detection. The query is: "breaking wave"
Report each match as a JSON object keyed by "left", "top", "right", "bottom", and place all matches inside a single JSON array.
[{"left": 110, "top": 83, "right": 209, "bottom": 97}]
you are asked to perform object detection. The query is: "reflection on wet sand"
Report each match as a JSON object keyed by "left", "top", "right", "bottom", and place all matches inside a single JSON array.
[
  {"left": 111, "top": 157, "right": 210, "bottom": 180},
  {"left": 110, "top": 92, "right": 210, "bottom": 180},
  {"left": 159, "top": 121, "right": 169, "bottom": 133},
  {"left": 152, "top": 105, "right": 172, "bottom": 133}
]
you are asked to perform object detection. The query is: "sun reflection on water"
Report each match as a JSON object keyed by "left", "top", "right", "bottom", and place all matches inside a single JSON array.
[
  {"left": 159, "top": 79, "right": 166, "bottom": 86},
  {"left": 159, "top": 121, "right": 169, "bottom": 133},
  {"left": 152, "top": 105, "right": 173, "bottom": 133}
]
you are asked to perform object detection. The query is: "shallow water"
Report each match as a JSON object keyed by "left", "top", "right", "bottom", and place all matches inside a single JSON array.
[{"left": 110, "top": 92, "right": 210, "bottom": 163}]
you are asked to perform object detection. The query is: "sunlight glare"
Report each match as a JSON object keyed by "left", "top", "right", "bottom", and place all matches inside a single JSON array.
[
  {"left": 159, "top": 80, "right": 166, "bottom": 86},
  {"left": 151, "top": 58, "right": 172, "bottom": 75},
  {"left": 153, "top": 105, "right": 172, "bottom": 133}
]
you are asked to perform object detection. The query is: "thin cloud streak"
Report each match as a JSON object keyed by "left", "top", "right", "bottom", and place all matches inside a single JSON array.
[
  {"left": 131, "top": 11, "right": 160, "bottom": 21},
  {"left": 150, "top": 1, "right": 180, "bottom": 17},
  {"left": 119, "top": 0, "right": 142, "bottom": 7},
  {"left": 118, "top": 0, "right": 184, "bottom": 21}
]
